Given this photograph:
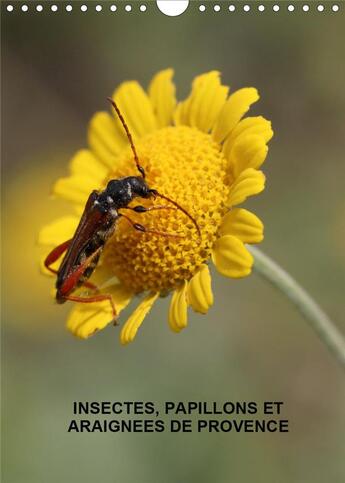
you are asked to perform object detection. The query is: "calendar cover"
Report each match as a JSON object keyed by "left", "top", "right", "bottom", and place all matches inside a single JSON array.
[{"left": 2, "top": 1, "right": 345, "bottom": 482}]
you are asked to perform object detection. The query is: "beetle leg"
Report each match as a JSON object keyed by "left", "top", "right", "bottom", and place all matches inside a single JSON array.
[
  {"left": 58, "top": 247, "right": 117, "bottom": 320},
  {"left": 119, "top": 213, "right": 185, "bottom": 239},
  {"left": 122, "top": 205, "right": 177, "bottom": 214},
  {"left": 82, "top": 280, "right": 100, "bottom": 292},
  {"left": 44, "top": 239, "right": 72, "bottom": 274},
  {"left": 59, "top": 248, "right": 103, "bottom": 297},
  {"left": 44, "top": 240, "right": 100, "bottom": 292},
  {"left": 62, "top": 293, "right": 117, "bottom": 320}
]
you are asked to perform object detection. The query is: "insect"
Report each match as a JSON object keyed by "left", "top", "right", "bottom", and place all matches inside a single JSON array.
[{"left": 44, "top": 97, "right": 200, "bottom": 321}]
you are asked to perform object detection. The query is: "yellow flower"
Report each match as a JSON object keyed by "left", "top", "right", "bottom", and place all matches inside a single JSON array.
[{"left": 39, "top": 69, "right": 273, "bottom": 344}]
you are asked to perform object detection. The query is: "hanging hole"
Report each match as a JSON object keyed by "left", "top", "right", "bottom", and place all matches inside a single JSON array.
[{"left": 156, "top": 0, "right": 189, "bottom": 17}]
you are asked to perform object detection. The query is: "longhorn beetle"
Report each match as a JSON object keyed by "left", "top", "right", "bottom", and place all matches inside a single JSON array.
[{"left": 44, "top": 98, "right": 200, "bottom": 320}]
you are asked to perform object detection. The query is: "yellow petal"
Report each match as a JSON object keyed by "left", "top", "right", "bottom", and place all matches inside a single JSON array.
[
  {"left": 227, "top": 168, "right": 265, "bottom": 207},
  {"left": 212, "top": 235, "right": 253, "bottom": 278},
  {"left": 70, "top": 149, "right": 108, "bottom": 183},
  {"left": 168, "top": 281, "right": 188, "bottom": 333},
  {"left": 67, "top": 284, "right": 133, "bottom": 339},
  {"left": 112, "top": 81, "right": 157, "bottom": 140},
  {"left": 219, "top": 209, "right": 264, "bottom": 244},
  {"left": 120, "top": 292, "right": 159, "bottom": 345},
  {"left": 187, "top": 265, "right": 213, "bottom": 314},
  {"left": 173, "top": 97, "right": 192, "bottom": 126},
  {"left": 223, "top": 116, "right": 273, "bottom": 159},
  {"left": 67, "top": 302, "right": 113, "bottom": 339},
  {"left": 38, "top": 216, "right": 79, "bottom": 246},
  {"left": 148, "top": 68, "right": 176, "bottom": 128},
  {"left": 228, "top": 135, "right": 269, "bottom": 178},
  {"left": 53, "top": 174, "right": 96, "bottom": 205},
  {"left": 88, "top": 112, "right": 126, "bottom": 168},
  {"left": 173, "top": 71, "right": 229, "bottom": 132},
  {"left": 212, "top": 88, "right": 260, "bottom": 143}
]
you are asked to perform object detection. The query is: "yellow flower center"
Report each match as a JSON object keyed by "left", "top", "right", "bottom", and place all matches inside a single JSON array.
[{"left": 103, "top": 126, "right": 229, "bottom": 293}]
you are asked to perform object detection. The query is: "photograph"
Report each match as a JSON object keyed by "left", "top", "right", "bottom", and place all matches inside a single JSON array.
[{"left": 2, "top": 1, "right": 345, "bottom": 482}]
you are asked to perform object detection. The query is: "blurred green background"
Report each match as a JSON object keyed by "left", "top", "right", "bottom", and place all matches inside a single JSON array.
[{"left": 2, "top": 1, "right": 345, "bottom": 482}]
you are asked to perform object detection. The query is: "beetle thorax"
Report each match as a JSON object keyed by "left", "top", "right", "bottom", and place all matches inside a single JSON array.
[{"left": 103, "top": 176, "right": 150, "bottom": 208}]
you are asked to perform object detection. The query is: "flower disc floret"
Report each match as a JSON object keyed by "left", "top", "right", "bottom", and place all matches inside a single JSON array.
[{"left": 104, "top": 126, "right": 229, "bottom": 293}]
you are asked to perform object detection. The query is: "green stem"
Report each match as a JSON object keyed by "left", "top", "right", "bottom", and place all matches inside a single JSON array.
[{"left": 248, "top": 246, "right": 345, "bottom": 370}]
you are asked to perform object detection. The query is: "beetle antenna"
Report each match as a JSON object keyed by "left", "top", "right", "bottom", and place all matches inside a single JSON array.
[
  {"left": 107, "top": 97, "right": 145, "bottom": 179},
  {"left": 152, "top": 191, "right": 201, "bottom": 238}
]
